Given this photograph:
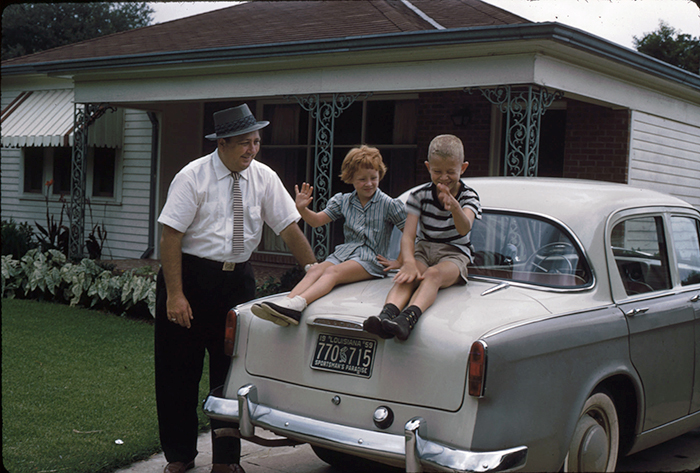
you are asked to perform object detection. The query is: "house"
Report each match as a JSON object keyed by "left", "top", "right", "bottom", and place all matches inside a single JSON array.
[{"left": 2, "top": 0, "right": 699, "bottom": 263}]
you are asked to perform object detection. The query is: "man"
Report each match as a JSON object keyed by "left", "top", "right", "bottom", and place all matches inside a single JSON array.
[{"left": 155, "top": 104, "right": 316, "bottom": 473}]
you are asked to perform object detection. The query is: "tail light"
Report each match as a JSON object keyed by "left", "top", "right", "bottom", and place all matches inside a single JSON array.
[
  {"left": 224, "top": 309, "right": 239, "bottom": 357},
  {"left": 468, "top": 340, "right": 487, "bottom": 397}
]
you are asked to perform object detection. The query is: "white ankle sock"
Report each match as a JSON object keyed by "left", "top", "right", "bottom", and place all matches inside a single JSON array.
[
  {"left": 276, "top": 295, "right": 307, "bottom": 311},
  {"left": 288, "top": 295, "right": 307, "bottom": 311}
]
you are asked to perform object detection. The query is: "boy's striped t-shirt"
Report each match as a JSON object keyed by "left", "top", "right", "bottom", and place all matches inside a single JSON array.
[{"left": 406, "top": 181, "right": 482, "bottom": 260}]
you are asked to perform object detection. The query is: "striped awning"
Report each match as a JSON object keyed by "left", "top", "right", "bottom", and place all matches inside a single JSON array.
[{"left": 1, "top": 89, "right": 122, "bottom": 148}]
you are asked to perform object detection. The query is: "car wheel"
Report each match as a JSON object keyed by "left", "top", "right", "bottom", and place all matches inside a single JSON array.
[{"left": 564, "top": 391, "right": 620, "bottom": 472}]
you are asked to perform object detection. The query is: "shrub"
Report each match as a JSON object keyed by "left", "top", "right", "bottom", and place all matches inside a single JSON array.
[
  {"left": 255, "top": 265, "right": 305, "bottom": 298},
  {"left": 1, "top": 218, "right": 38, "bottom": 259},
  {"left": 1, "top": 249, "right": 156, "bottom": 317}
]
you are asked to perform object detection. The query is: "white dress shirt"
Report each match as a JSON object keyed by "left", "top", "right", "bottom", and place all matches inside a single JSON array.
[{"left": 158, "top": 149, "right": 300, "bottom": 263}]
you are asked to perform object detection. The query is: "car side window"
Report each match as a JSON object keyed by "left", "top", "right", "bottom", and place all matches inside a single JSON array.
[
  {"left": 469, "top": 211, "right": 592, "bottom": 288},
  {"left": 612, "top": 216, "right": 672, "bottom": 296},
  {"left": 670, "top": 216, "right": 700, "bottom": 286}
]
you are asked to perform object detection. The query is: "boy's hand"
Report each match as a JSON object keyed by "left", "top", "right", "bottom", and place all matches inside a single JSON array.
[
  {"left": 394, "top": 261, "right": 422, "bottom": 284},
  {"left": 295, "top": 183, "right": 314, "bottom": 211},
  {"left": 378, "top": 254, "right": 401, "bottom": 272},
  {"left": 437, "top": 183, "right": 460, "bottom": 212}
]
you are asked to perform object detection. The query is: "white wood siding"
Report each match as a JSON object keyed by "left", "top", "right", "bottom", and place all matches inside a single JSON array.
[
  {"left": 1, "top": 106, "right": 154, "bottom": 260},
  {"left": 92, "top": 109, "right": 153, "bottom": 260},
  {"left": 629, "top": 111, "right": 700, "bottom": 210}
]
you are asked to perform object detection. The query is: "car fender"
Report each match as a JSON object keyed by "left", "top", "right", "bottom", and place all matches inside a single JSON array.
[{"left": 468, "top": 305, "right": 642, "bottom": 472}]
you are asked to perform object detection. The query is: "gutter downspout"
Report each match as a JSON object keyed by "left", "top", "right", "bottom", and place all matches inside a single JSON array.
[{"left": 141, "top": 111, "right": 159, "bottom": 259}]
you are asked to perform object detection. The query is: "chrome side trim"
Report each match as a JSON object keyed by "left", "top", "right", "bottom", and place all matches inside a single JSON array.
[{"left": 204, "top": 384, "right": 527, "bottom": 473}]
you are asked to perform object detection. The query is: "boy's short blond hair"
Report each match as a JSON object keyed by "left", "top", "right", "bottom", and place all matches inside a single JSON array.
[
  {"left": 339, "top": 145, "right": 387, "bottom": 184},
  {"left": 428, "top": 134, "right": 464, "bottom": 163}
]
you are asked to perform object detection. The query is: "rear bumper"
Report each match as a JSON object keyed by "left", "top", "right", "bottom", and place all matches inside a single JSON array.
[{"left": 203, "top": 384, "right": 527, "bottom": 473}]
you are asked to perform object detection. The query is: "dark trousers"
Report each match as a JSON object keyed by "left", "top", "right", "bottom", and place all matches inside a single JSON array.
[{"left": 155, "top": 254, "right": 256, "bottom": 464}]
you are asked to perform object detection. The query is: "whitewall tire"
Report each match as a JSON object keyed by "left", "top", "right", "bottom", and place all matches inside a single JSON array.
[{"left": 564, "top": 391, "right": 620, "bottom": 472}]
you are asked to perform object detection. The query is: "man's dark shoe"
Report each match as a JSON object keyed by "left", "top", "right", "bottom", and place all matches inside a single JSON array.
[
  {"left": 211, "top": 463, "right": 246, "bottom": 473},
  {"left": 363, "top": 308, "right": 396, "bottom": 339},
  {"left": 381, "top": 307, "right": 420, "bottom": 341},
  {"left": 261, "top": 301, "right": 302, "bottom": 325},
  {"left": 164, "top": 460, "right": 194, "bottom": 473}
]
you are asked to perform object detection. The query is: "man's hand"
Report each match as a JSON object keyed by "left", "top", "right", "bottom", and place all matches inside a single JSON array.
[{"left": 167, "top": 292, "right": 193, "bottom": 328}]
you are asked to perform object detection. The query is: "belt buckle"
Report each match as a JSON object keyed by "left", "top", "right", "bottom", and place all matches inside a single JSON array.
[{"left": 222, "top": 262, "right": 236, "bottom": 271}]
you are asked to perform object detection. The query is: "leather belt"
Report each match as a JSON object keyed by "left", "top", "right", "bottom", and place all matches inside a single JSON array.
[{"left": 182, "top": 253, "right": 242, "bottom": 272}]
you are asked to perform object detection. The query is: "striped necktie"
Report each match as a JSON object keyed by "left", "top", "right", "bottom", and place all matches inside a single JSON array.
[{"left": 232, "top": 172, "right": 245, "bottom": 254}]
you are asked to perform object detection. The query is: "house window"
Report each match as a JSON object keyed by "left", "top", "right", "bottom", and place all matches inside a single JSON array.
[
  {"left": 91, "top": 147, "right": 116, "bottom": 198},
  {"left": 22, "top": 146, "right": 119, "bottom": 200},
  {"left": 257, "top": 97, "right": 418, "bottom": 254},
  {"left": 23, "top": 147, "right": 44, "bottom": 194},
  {"left": 52, "top": 147, "right": 72, "bottom": 195}
]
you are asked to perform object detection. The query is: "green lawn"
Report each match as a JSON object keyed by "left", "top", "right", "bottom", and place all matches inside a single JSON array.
[{"left": 2, "top": 299, "right": 211, "bottom": 473}]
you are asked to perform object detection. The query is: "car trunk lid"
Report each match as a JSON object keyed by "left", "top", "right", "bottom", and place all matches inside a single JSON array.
[{"left": 244, "top": 278, "right": 550, "bottom": 411}]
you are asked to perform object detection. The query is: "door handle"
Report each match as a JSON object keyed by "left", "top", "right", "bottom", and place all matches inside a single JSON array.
[
  {"left": 691, "top": 294, "right": 700, "bottom": 302},
  {"left": 625, "top": 307, "right": 649, "bottom": 317}
]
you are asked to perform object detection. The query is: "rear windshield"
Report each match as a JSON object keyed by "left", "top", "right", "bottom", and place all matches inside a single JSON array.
[{"left": 469, "top": 211, "right": 592, "bottom": 289}]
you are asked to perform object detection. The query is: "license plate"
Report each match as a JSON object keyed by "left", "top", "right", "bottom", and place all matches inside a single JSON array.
[{"left": 311, "top": 333, "right": 376, "bottom": 378}]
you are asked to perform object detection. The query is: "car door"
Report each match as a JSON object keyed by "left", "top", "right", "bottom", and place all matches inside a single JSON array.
[
  {"left": 609, "top": 212, "right": 695, "bottom": 431},
  {"left": 669, "top": 214, "right": 700, "bottom": 413}
]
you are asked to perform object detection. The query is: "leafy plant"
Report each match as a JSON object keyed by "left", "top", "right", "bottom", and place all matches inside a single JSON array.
[
  {"left": 85, "top": 198, "right": 109, "bottom": 259},
  {"left": 1, "top": 218, "right": 37, "bottom": 259},
  {"left": 34, "top": 180, "right": 70, "bottom": 255},
  {"left": 254, "top": 265, "right": 306, "bottom": 298},
  {"left": 1, "top": 249, "right": 156, "bottom": 317}
]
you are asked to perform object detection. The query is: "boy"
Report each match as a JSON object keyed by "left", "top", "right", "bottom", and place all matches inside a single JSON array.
[
  {"left": 365, "top": 134, "right": 481, "bottom": 341},
  {"left": 252, "top": 145, "right": 406, "bottom": 326}
]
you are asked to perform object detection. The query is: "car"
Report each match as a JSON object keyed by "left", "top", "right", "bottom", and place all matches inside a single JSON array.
[{"left": 204, "top": 177, "right": 700, "bottom": 472}]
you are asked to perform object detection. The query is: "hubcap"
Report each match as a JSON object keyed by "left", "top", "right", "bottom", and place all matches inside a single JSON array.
[{"left": 578, "top": 415, "right": 609, "bottom": 471}]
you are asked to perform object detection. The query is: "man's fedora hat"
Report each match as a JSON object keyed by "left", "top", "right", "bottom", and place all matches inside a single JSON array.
[{"left": 205, "top": 104, "right": 269, "bottom": 140}]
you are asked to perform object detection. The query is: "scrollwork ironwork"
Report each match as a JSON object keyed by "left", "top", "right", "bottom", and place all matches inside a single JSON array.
[
  {"left": 470, "top": 86, "right": 561, "bottom": 176},
  {"left": 69, "top": 103, "right": 116, "bottom": 259},
  {"left": 285, "top": 93, "right": 370, "bottom": 260}
]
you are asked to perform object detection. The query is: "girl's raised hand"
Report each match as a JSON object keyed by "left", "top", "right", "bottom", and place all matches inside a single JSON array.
[{"left": 294, "top": 182, "right": 314, "bottom": 210}]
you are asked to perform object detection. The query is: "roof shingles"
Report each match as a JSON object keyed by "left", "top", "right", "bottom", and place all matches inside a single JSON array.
[{"left": 2, "top": 0, "right": 530, "bottom": 66}]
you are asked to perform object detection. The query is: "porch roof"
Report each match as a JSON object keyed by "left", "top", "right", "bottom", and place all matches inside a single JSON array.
[
  {"left": 1, "top": 89, "right": 75, "bottom": 147},
  {"left": 1, "top": 89, "right": 123, "bottom": 148}
]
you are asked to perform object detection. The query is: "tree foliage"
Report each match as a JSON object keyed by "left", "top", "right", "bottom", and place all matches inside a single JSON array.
[
  {"left": 633, "top": 21, "right": 699, "bottom": 74},
  {"left": 1, "top": 2, "right": 154, "bottom": 60}
]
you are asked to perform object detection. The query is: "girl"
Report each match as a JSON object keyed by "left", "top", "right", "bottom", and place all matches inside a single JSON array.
[{"left": 252, "top": 145, "right": 405, "bottom": 326}]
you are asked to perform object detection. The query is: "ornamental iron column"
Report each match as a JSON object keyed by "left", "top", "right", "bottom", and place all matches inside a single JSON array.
[
  {"left": 472, "top": 86, "right": 561, "bottom": 176},
  {"left": 285, "top": 93, "right": 369, "bottom": 260},
  {"left": 69, "top": 103, "right": 116, "bottom": 260}
]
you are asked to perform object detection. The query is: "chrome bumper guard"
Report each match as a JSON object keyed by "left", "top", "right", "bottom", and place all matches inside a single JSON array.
[{"left": 203, "top": 384, "right": 527, "bottom": 472}]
